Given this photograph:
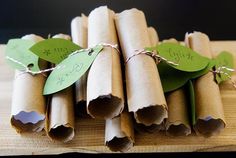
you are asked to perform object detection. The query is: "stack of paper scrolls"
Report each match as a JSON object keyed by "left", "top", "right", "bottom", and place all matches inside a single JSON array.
[{"left": 5, "top": 6, "right": 234, "bottom": 152}]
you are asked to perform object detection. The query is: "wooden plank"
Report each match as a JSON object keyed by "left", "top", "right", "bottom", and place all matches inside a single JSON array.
[{"left": 0, "top": 41, "right": 236, "bottom": 155}]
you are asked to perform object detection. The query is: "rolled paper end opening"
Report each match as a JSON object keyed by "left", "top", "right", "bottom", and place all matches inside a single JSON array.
[
  {"left": 106, "top": 136, "right": 133, "bottom": 152},
  {"left": 134, "top": 122, "right": 164, "bottom": 133},
  {"left": 194, "top": 118, "right": 225, "bottom": 137},
  {"left": 13, "top": 111, "right": 45, "bottom": 124},
  {"left": 88, "top": 95, "right": 123, "bottom": 119},
  {"left": 135, "top": 105, "right": 167, "bottom": 126},
  {"left": 11, "top": 111, "right": 45, "bottom": 133},
  {"left": 166, "top": 124, "right": 191, "bottom": 136},
  {"left": 48, "top": 125, "right": 74, "bottom": 143}
]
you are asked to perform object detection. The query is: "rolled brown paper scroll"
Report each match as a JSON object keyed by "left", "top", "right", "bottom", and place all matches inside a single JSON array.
[
  {"left": 105, "top": 108, "right": 134, "bottom": 152},
  {"left": 162, "top": 38, "right": 191, "bottom": 136},
  {"left": 87, "top": 6, "right": 124, "bottom": 119},
  {"left": 147, "top": 27, "right": 159, "bottom": 45},
  {"left": 71, "top": 14, "right": 89, "bottom": 117},
  {"left": 166, "top": 88, "right": 191, "bottom": 136},
  {"left": 135, "top": 27, "right": 164, "bottom": 132},
  {"left": 10, "top": 34, "right": 47, "bottom": 133},
  {"left": 45, "top": 34, "right": 75, "bottom": 142},
  {"left": 115, "top": 9, "right": 167, "bottom": 126},
  {"left": 162, "top": 38, "right": 179, "bottom": 44},
  {"left": 185, "top": 32, "right": 225, "bottom": 137}
]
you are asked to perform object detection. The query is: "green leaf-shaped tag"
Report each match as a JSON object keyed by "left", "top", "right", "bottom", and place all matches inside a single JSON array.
[
  {"left": 157, "top": 62, "right": 190, "bottom": 92},
  {"left": 191, "top": 59, "right": 216, "bottom": 79},
  {"left": 5, "top": 39, "right": 40, "bottom": 71},
  {"left": 158, "top": 60, "right": 215, "bottom": 93},
  {"left": 148, "top": 43, "right": 210, "bottom": 72},
  {"left": 214, "top": 51, "right": 234, "bottom": 84},
  {"left": 43, "top": 45, "right": 103, "bottom": 95},
  {"left": 30, "top": 38, "right": 81, "bottom": 64},
  {"left": 187, "top": 80, "right": 196, "bottom": 125}
]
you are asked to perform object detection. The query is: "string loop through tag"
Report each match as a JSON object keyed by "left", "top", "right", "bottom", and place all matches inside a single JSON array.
[
  {"left": 211, "top": 66, "right": 236, "bottom": 88},
  {"left": 6, "top": 56, "right": 57, "bottom": 78},
  {"left": 69, "top": 43, "right": 120, "bottom": 57},
  {"left": 6, "top": 43, "right": 119, "bottom": 77}
]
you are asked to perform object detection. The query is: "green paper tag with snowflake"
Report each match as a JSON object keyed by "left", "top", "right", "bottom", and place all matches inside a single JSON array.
[
  {"left": 5, "top": 39, "right": 40, "bottom": 71},
  {"left": 30, "top": 38, "right": 81, "bottom": 64},
  {"left": 146, "top": 43, "right": 210, "bottom": 72},
  {"left": 43, "top": 45, "right": 103, "bottom": 95},
  {"left": 214, "top": 51, "right": 234, "bottom": 84}
]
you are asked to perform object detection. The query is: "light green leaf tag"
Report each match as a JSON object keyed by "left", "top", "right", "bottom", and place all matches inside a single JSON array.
[
  {"left": 187, "top": 80, "right": 196, "bottom": 125},
  {"left": 147, "top": 43, "right": 210, "bottom": 72},
  {"left": 30, "top": 38, "right": 81, "bottom": 64},
  {"left": 43, "top": 45, "right": 103, "bottom": 95},
  {"left": 214, "top": 51, "right": 234, "bottom": 84},
  {"left": 5, "top": 39, "right": 40, "bottom": 71}
]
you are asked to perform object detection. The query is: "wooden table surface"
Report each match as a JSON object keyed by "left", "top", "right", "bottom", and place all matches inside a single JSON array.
[{"left": 1, "top": 42, "right": 236, "bottom": 155}]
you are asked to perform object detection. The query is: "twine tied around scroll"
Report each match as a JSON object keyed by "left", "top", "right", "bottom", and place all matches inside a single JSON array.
[
  {"left": 69, "top": 43, "right": 120, "bottom": 57},
  {"left": 125, "top": 48, "right": 178, "bottom": 66},
  {"left": 6, "top": 43, "right": 120, "bottom": 78},
  {"left": 125, "top": 48, "right": 236, "bottom": 89},
  {"left": 6, "top": 56, "right": 58, "bottom": 78}
]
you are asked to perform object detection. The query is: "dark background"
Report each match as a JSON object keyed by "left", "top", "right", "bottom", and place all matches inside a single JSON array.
[
  {"left": 1, "top": 0, "right": 236, "bottom": 43},
  {"left": 1, "top": 0, "right": 236, "bottom": 157}
]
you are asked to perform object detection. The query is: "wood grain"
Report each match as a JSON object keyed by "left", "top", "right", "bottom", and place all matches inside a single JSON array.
[{"left": 0, "top": 41, "right": 236, "bottom": 155}]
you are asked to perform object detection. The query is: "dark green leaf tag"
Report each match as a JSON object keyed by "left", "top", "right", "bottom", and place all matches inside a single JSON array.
[
  {"left": 158, "top": 61, "right": 214, "bottom": 92},
  {"left": 214, "top": 51, "right": 234, "bottom": 84},
  {"left": 187, "top": 80, "right": 196, "bottom": 125},
  {"left": 147, "top": 43, "right": 210, "bottom": 72}
]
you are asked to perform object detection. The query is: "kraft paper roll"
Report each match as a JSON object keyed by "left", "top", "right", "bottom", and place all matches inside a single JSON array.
[
  {"left": 71, "top": 14, "right": 89, "bottom": 117},
  {"left": 45, "top": 34, "right": 75, "bottom": 142},
  {"left": 10, "top": 34, "right": 47, "bottom": 133},
  {"left": 87, "top": 6, "right": 124, "bottom": 119},
  {"left": 162, "top": 38, "right": 191, "bottom": 136},
  {"left": 115, "top": 9, "right": 167, "bottom": 126},
  {"left": 105, "top": 108, "right": 134, "bottom": 152},
  {"left": 185, "top": 32, "right": 225, "bottom": 137},
  {"left": 166, "top": 88, "right": 191, "bottom": 136},
  {"left": 135, "top": 27, "right": 165, "bottom": 132}
]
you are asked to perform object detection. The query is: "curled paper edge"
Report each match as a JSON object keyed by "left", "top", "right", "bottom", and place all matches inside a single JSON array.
[
  {"left": 105, "top": 115, "right": 134, "bottom": 152},
  {"left": 166, "top": 121, "right": 191, "bottom": 136}
]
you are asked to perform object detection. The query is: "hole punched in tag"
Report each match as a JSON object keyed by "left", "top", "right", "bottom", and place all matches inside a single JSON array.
[
  {"left": 88, "top": 48, "right": 94, "bottom": 56},
  {"left": 27, "top": 63, "right": 34, "bottom": 70}
]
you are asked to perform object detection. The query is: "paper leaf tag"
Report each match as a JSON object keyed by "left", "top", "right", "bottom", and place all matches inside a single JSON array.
[
  {"left": 43, "top": 45, "right": 103, "bottom": 95},
  {"left": 30, "top": 38, "right": 81, "bottom": 64},
  {"left": 5, "top": 39, "right": 40, "bottom": 71},
  {"left": 214, "top": 51, "right": 234, "bottom": 84},
  {"left": 191, "top": 59, "right": 216, "bottom": 79},
  {"left": 187, "top": 80, "right": 196, "bottom": 125},
  {"left": 157, "top": 62, "right": 189, "bottom": 92},
  {"left": 158, "top": 61, "right": 214, "bottom": 92},
  {"left": 147, "top": 43, "right": 210, "bottom": 72}
]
